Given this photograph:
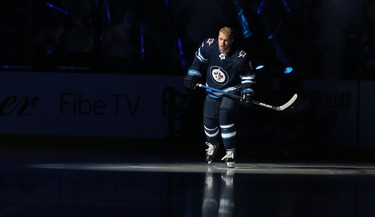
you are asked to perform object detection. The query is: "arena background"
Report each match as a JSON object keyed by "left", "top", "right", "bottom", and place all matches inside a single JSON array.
[{"left": 1, "top": 0, "right": 375, "bottom": 160}]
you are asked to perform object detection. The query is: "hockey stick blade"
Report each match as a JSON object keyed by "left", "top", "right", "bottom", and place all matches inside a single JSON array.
[
  {"left": 252, "top": 93, "right": 298, "bottom": 111},
  {"left": 196, "top": 83, "right": 297, "bottom": 111}
]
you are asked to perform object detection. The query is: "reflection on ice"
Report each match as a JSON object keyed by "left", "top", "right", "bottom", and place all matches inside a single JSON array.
[{"left": 202, "top": 168, "right": 235, "bottom": 217}]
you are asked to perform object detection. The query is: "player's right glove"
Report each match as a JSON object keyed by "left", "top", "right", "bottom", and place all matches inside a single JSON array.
[
  {"left": 240, "top": 88, "right": 254, "bottom": 107},
  {"left": 184, "top": 69, "right": 201, "bottom": 90}
]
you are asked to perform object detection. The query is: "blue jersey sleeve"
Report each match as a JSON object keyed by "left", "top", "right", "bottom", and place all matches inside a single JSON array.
[
  {"left": 239, "top": 53, "right": 256, "bottom": 93},
  {"left": 189, "top": 38, "right": 216, "bottom": 73}
]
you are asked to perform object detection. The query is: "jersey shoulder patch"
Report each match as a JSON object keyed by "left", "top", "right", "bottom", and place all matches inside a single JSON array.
[
  {"left": 206, "top": 38, "right": 215, "bottom": 46},
  {"left": 238, "top": 50, "right": 247, "bottom": 58}
]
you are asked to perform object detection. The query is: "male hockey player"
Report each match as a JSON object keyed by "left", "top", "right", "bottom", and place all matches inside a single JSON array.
[{"left": 184, "top": 26, "right": 256, "bottom": 168}]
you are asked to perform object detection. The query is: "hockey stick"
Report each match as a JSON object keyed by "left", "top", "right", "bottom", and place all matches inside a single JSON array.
[{"left": 196, "top": 83, "right": 298, "bottom": 111}]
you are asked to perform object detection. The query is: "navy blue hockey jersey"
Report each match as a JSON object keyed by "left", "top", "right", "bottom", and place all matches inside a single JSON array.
[{"left": 188, "top": 38, "right": 255, "bottom": 98}]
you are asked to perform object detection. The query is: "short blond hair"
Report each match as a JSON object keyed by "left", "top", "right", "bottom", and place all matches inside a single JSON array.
[{"left": 219, "top": 26, "right": 233, "bottom": 40}]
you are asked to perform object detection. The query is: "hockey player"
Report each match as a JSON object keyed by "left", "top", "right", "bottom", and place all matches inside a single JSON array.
[{"left": 184, "top": 26, "right": 256, "bottom": 168}]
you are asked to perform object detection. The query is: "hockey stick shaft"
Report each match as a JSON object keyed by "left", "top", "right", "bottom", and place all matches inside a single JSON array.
[
  {"left": 196, "top": 83, "right": 297, "bottom": 111},
  {"left": 196, "top": 83, "right": 241, "bottom": 99}
]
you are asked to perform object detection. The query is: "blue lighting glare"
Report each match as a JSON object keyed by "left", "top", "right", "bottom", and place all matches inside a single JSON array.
[
  {"left": 45, "top": 2, "right": 70, "bottom": 15},
  {"left": 140, "top": 26, "right": 145, "bottom": 59},
  {"left": 177, "top": 38, "right": 186, "bottom": 67},
  {"left": 255, "top": 65, "right": 264, "bottom": 70},
  {"left": 233, "top": 0, "right": 252, "bottom": 39},
  {"left": 280, "top": 0, "right": 292, "bottom": 13},
  {"left": 1, "top": 65, "right": 32, "bottom": 69},
  {"left": 257, "top": 0, "right": 266, "bottom": 14},
  {"left": 284, "top": 67, "right": 293, "bottom": 74}
]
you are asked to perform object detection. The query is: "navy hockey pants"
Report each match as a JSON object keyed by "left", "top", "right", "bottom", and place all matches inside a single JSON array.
[{"left": 203, "top": 95, "right": 239, "bottom": 150}]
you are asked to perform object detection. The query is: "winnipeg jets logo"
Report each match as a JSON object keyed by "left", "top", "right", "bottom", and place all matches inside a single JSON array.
[{"left": 210, "top": 66, "right": 228, "bottom": 84}]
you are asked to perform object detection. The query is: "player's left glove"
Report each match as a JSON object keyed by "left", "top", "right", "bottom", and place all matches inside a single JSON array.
[{"left": 240, "top": 88, "right": 254, "bottom": 107}]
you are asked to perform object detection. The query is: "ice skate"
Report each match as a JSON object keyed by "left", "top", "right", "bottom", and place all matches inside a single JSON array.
[
  {"left": 205, "top": 142, "right": 218, "bottom": 164},
  {"left": 221, "top": 149, "right": 235, "bottom": 168}
]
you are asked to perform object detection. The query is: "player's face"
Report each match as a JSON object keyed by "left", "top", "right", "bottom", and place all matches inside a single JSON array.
[{"left": 218, "top": 32, "right": 232, "bottom": 53}]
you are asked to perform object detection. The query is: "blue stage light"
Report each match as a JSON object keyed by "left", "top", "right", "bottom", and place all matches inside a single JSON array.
[
  {"left": 257, "top": 0, "right": 266, "bottom": 14},
  {"left": 140, "top": 26, "right": 145, "bottom": 59},
  {"left": 177, "top": 38, "right": 186, "bottom": 67},
  {"left": 233, "top": 0, "right": 252, "bottom": 39},
  {"left": 284, "top": 66, "right": 293, "bottom": 74},
  {"left": 45, "top": 2, "right": 69, "bottom": 14},
  {"left": 280, "top": 0, "right": 292, "bottom": 13},
  {"left": 255, "top": 65, "right": 264, "bottom": 70}
]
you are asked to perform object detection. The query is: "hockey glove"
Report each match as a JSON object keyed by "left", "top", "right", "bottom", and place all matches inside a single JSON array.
[
  {"left": 184, "top": 75, "right": 199, "bottom": 90},
  {"left": 240, "top": 88, "right": 254, "bottom": 107}
]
